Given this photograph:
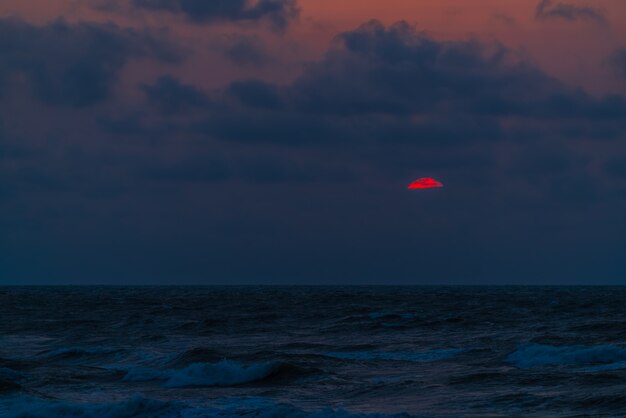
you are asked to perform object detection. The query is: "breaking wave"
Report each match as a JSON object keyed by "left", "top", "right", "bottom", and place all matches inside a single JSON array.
[
  {"left": 163, "top": 360, "right": 279, "bottom": 387},
  {"left": 506, "top": 343, "right": 626, "bottom": 368},
  {"left": 6, "top": 287, "right": 626, "bottom": 417},
  {"left": 122, "top": 360, "right": 292, "bottom": 387}
]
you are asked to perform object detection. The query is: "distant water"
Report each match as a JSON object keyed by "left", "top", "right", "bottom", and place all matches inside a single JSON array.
[{"left": 1, "top": 286, "right": 626, "bottom": 417}]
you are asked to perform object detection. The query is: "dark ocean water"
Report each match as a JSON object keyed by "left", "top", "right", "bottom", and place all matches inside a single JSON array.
[{"left": 1, "top": 286, "right": 626, "bottom": 417}]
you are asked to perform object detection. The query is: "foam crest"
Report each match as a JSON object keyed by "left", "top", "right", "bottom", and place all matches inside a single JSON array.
[
  {"left": 507, "top": 343, "right": 626, "bottom": 368},
  {"left": 120, "top": 359, "right": 289, "bottom": 387}
]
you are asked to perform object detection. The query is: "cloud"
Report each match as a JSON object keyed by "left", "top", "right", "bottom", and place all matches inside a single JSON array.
[
  {"left": 142, "top": 157, "right": 232, "bottom": 183},
  {"left": 228, "top": 79, "right": 284, "bottom": 109},
  {"left": 140, "top": 154, "right": 353, "bottom": 185},
  {"left": 131, "top": 0, "right": 299, "bottom": 31},
  {"left": 535, "top": 0, "right": 606, "bottom": 23},
  {"left": 611, "top": 49, "right": 626, "bottom": 81},
  {"left": 141, "top": 75, "right": 212, "bottom": 114},
  {"left": 221, "top": 36, "right": 270, "bottom": 67},
  {"left": 193, "top": 110, "right": 344, "bottom": 145},
  {"left": 288, "top": 20, "right": 622, "bottom": 119},
  {"left": 157, "top": 20, "right": 624, "bottom": 149},
  {"left": 0, "top": 18, "right": 181, "bottom": 107}
]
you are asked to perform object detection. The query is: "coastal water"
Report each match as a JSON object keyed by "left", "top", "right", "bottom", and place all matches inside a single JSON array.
[{"left": 1, "top": 286, "right": 626, "bottom": 417}]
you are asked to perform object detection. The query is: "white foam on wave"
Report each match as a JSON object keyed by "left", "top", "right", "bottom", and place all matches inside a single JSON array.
[
  {"left": 506, "top": 343, "right": 626, "bottom": 368},
  {"left": 325, "top": 349, "right": 463, "bottom": 363}
]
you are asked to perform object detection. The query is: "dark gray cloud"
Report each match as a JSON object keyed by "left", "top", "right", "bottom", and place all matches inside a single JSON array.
[
  {"left": 193, "top": 110, "right": 344, "bottom": 145},
  {"left": 222, "top": 36, "right": 270, "bottom": 67},
  {"left": 140, "top": 154, "right": 353, "bottom": 185},
  {"left": 611, "top": 49, "right": 626, "bottom": 81},
  {"left": 131, "top": 0, "right": 299, "bottom": 31},
  {"left": 141, "top": 75, "right": 212, "bottom": 114},
  {"left": 535, "top": 0, "right": 606, "bottom": 23},
  {"left": 98, "top": 113, "right": 150, "bottom": 136},
  {"left": 0, "top": 18, "right": 181, "bottom": 107},
  {"left": 171, "top": 20, "right": 624, "bottom": 149},
  {"left": 142, "top": 156, "right": 232, "bottom": 183},
  {"left": 228, "top": 79, "right": 284, "bottom": 109},
  {"left": 288, "top": 20, "right": 621, "bottom": 119}
]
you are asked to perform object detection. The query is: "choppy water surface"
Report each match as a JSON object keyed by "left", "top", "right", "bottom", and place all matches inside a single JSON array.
[{"left": 1, "top": 286, "right": 626, "bottom": 417}]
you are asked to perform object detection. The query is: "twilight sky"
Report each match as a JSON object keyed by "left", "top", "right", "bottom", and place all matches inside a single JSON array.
[{"left": 1, "top": 0, "right": 626, "bottom": 284}]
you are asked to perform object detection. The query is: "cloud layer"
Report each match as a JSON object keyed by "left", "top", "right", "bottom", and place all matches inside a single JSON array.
[
  {"left": 1, "top": 9, "right": 625, "bottom": 283},
  {"left": 127, "top": 0, "right": 299, "bottom": 30},
  {"left": 0, "top": 18, "right": 180, "bottom": 107}
]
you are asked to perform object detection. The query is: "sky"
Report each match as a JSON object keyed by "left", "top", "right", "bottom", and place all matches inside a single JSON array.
[{"left": 1, "top": 0, "right": 626, "bottom": 285}]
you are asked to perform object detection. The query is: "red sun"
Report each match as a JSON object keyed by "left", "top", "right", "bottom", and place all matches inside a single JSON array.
[{"left": 408, "top": 177, "right": 444, "bottom": 189}]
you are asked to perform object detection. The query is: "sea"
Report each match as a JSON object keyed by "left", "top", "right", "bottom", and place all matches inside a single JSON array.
[{"left": 1, "top": 286, "right": 626, "bottom": 417}]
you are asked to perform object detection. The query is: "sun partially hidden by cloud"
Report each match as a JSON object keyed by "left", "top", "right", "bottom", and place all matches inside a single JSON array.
[{"left": 408, "top": 178, "right": 444, "bottom": 189}]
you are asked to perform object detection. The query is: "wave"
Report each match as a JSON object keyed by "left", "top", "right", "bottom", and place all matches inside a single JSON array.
[
  {"left": 0, "top": 367, "right": 23, "bottom": 380},
  {"left": 325, "top": 349, "right": 463, "bottom": 363},
  {"left": 216, "top": 403, "right": 430, "bottom": 418},
  {"left": 506, "top": 343, "right": 626, "bottom": 368},
  {"left": 578, "top": 361, "right": 626, "bottom": 372},
  {"left": 0, "top": 379, "right": 22, "bottom": 393},
  {"left": 163, "top": 360, "right": 279, "bottom": 387},
  {"left": 122, "top": 367, "right": 168, "bottom": 382},
  {"left": 162, "top": 347, "right": 222, "bottom": 367},
  {"left": 1, "top": 395, "right": 430, "bottom": 418},
  {"left": 122, "top": 359, "right": 292, "bottom": 387},
  {"left": 1, "top": 395, "right": 181, "bottom": 418},
  {"left": 37, "top": 346, "right": 121, "bottom": 361},
  {"left": 368, "top": 312, "right": 415, "bottom": 321},
  {"left": 0, "top": 367, "right": 24, "bottom": 393}
]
